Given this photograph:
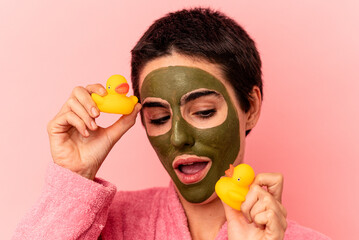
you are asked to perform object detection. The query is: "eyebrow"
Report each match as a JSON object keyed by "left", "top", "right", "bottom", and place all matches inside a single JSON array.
[
  {"left": 180, "top": 90, "right": 220, "bottom": 106},
  {"left": 142, "top": 101, "right": 169, "bottom": 109}
]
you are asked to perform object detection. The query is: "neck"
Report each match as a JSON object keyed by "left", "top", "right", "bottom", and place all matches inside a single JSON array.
[{"left": 177, "top": 190, "right": 226, "bottom": 240}]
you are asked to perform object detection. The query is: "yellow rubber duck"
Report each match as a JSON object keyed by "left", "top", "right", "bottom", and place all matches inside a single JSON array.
[
  {"left": 215, "top": 163, "right": 255, "bottom": 210},
  {"left": 91, "top": 75, "right": 138, "bottom": 115}
]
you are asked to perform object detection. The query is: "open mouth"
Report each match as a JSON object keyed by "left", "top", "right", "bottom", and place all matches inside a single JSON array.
[{"left": 173, "top": 155, "right": 212, "bottom": 184}]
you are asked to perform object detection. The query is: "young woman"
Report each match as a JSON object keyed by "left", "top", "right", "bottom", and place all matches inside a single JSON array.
[{"left": 13, "top": 8, "right": 329, "bottom": 240}]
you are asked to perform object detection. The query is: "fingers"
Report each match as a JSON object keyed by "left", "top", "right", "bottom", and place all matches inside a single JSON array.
[
  {"left": 65, "top": 97, "right": 98, "bottom": 132},
  {"left": 241, "top": 173, "right": 286, "bottom": 224},
  {"left": 253, "top": 209, "right": 287, "bottom": 239},
  {"left": 73, "top": 86, "right": 101, "bottom": 118},
  {"left": 241, "top": 183, "right": 286, "bottom": 221},
  {"left": 52, "top": 85, "right": 105, "bottom": 135},
  {"left": 222, "top": 197, "right": 286, "bottom": 240},
  {"left": 86, "top": 83, "right": 107, "bottom": 96},
  {"left": 245, "top": 187, "right": 287, "bottom": 229},
  {"left": 223, "top": 172, "right": 287, "bottom": 239},
  {"left": 105, "top": 103, "right": 142, "bottom": 145},
  {"left": 253, "top": 173, "right": 284, "bottom": 203},
  {"left": 57, "top": 85, "right": 105, "bottom": 117},
  {"left": 48, "top": 111, "right": 89, "bottom": 137},
  {"left": 240, "top": 172, "right": 284, "bottom": 222},
  {"left": 50, "top": 84, "right": 141, "bottom": 143},
  {"left": 240, "top": 184, "right": 287, "bottom": 238}
]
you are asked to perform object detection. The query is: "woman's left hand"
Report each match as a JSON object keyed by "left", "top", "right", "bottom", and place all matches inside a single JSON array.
[{"left": 223, "top": 173, "right": 287, "bottom": 240}]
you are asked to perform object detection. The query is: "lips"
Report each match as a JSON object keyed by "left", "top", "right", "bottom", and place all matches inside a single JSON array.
[{"left": 173, "top": 155, "right": 212, "bottom": 184}]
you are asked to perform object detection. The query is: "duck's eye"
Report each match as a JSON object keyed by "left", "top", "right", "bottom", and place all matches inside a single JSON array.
[
  {"left": 108, "top": 86, "right": 111, "bottom": 89},
  {"left": 237, "top": 178, "right": 240, "bottom": 181}
]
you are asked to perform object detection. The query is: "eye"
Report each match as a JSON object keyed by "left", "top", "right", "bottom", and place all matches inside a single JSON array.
[
  {"left": 237, "top": 178, "right": 240, "bottom": 181},
  {"left": 150, "top": 115, "right": 170, "bottom": 125},
  {"left": 194, "top": 109, "right": 217, "bottom": 119},
  {"left": 108, "top": 86, "right": 110, "bottom": 89}
]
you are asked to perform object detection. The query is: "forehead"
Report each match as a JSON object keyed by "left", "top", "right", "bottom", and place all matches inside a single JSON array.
[
  {"left": 140, "top": 66, "right": 228, "bottom": 101},
  {"left": 139, "top": 53, "right": 227, "bottom": 88},
  {"left": 138, "top": 54, "right": 243, "bottom": 112}
]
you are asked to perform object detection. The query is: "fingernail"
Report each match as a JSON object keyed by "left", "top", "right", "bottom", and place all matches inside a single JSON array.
[
  {"left": 84, "top": 129, "right": 89, "bottom": 137},
  {"left": 91, "top": 121, "right": 97, "bottom": 130},
  {"left": 91, "top": 107, "right": 99, "bottom": 117},
  {"left": 100, "top": 88, "right": 107, "bottom": 95}
]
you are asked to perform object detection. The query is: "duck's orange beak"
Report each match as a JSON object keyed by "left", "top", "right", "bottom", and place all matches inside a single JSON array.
[
  {"left": 115, "top": 83, "right": 129, "bottom": 94},
  {"left": 225, "top": 164, "right": 234, "bottom": 177}
]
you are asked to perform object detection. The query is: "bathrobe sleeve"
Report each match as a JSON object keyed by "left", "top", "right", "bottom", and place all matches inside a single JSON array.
[{"left": 12, "top": 162, "right": 117, "bottom": 240}]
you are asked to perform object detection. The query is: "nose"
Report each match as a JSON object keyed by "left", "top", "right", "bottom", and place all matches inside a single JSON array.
[{"left": 170, "top": 115, "right": 194, "bottom": 148}]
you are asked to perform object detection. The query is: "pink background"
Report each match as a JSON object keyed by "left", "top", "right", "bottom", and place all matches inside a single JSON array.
[{"left": 1, "top": 1, "right": 358, "bottom": 239}]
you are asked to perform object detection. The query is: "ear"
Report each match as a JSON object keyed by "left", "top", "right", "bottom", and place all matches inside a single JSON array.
[{"left": 245, "top": 86, "right": 262, "bottom": 131}]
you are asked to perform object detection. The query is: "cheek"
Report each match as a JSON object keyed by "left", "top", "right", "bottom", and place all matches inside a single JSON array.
[
  {"left": 147, "top": 133, "right": 174, "bottom": 165},
  {"left": 198, "top": 110, "right": 241, "bottom": 167},
  {"left": 196, "top": 124, "right": 239, "bottom": 153}
]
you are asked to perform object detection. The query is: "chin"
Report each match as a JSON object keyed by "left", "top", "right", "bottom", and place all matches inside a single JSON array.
[
  {"left": 175, "top": 185, "right": 219, "bottom": 205},
  {"left": 193, "top": 191, "right": 218, "bottom": 205}
]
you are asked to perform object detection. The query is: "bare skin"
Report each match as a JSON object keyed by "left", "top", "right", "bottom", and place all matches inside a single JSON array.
[
  {"left": 47, "top": 84, "right": 141, "bottom": 180},
  {"left": 47, "top": 52, "right": 287, "bottom": 239},
  {"left": 139, "top": 52, "right": 287, "bottom": 240}
]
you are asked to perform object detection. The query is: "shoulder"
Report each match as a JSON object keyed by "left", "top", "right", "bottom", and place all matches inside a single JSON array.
[{"left": 285, "top": 219, "right": 331, "bottom": 240}]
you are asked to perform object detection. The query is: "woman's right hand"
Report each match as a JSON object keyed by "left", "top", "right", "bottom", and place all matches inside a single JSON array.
[{"left": 47, "top": 84, "right": 141, "bottom": 180}]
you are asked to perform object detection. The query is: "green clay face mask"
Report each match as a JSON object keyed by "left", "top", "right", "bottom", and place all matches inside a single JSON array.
[{"left": 141, "top": 66, "right": 241, "bottom": 203}]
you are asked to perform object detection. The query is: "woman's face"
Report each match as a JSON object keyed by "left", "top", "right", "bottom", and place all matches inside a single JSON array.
[{"left": 139, "top": 53, "right": 250, "bottom": 203}]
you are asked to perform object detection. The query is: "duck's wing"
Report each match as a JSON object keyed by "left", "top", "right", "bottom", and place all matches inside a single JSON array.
[{"left": 228, "top": 190, "right": 246, "bottom": 202}]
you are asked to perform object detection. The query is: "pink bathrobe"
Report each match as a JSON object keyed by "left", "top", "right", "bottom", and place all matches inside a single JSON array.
[{"left": 13, "top": 163, "right": 330, "bottom": 240}]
